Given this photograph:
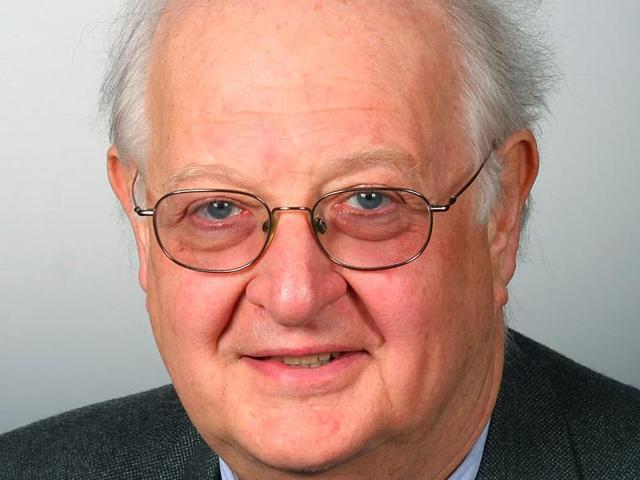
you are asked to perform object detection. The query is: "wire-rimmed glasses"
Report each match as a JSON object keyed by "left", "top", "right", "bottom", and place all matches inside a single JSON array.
[{"left": 132, "top": 149, "right": 492, "bottom": 272}]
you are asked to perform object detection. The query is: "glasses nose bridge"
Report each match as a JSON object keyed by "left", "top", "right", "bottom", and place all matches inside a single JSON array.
[
  {"left": 267, "top": 205, "right": 316, "bottom": 238},
  {"left": 262, "top": 205, "right": 324, "bottom": 262},
  {"left": 270, "top": 205, "right": 313, "bottom": 214}
]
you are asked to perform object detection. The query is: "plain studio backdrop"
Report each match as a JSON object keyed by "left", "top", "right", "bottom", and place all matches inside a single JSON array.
[{"left": 1, "top": 1, "right": 639, "bottom": 434}]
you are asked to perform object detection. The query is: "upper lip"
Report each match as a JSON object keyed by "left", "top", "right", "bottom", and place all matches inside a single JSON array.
[{"left": 245, "top": 346, "right": 364, "bottom": 358}]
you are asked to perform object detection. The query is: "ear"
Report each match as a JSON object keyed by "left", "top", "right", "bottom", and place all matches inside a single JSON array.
[
  {"left": 107, "top": 146, "right": 150, "bottom": 291},
  {"left": 488, "top": 129, "right": 539, "bottom": 307}
]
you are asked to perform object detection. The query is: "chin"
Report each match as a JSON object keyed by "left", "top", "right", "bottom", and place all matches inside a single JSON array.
[
  {"left": 246, "top": 441, "right": 364, "bottom": 475},
  {"left": 220, "top": 415, "right": 380, "bottom": 476}
]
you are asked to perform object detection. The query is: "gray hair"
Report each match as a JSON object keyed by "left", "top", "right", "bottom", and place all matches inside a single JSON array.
[
  {"left": 444, "top": 0, "right": 556, "bottom": 221},
  {"left": 100, "top": 0, "right": 166, "bottom": 172},
  {"left": 100, "top": 0, "right": 556, "bottom": 221}
]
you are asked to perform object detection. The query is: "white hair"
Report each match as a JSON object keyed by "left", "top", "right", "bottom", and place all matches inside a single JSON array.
[{"left": 100, "top": 0, "right": 556, "bottom": 222}]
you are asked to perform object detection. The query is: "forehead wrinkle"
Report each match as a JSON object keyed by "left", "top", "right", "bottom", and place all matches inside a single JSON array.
[
  {"left": 193, "top": 106, "right": 391, "bottom": 138},
  {"left": 214, "top": 75, "right": 398, "bottom": 117},
  {"left": 221, "top": 106, "right": 388, "bottom": 117}
]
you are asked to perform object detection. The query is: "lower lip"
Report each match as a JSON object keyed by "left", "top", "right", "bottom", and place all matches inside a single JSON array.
[{"left": 242, "top": 351, "right": 368, "bottom": 389}]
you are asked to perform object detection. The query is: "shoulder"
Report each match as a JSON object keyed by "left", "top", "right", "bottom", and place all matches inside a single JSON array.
[
  {"left": 0, "top": 385, "right": 211, "bottom": 479},
  {"left": 508, "top": 331, "right": 640, "bottom": 475},
  {"left": 510, "top": 330, "right": 640, "bottom": 425}
]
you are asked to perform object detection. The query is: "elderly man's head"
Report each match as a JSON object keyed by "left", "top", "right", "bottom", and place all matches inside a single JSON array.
[{"left": 106, "top": 1, "right": 549, "bottom": 477}]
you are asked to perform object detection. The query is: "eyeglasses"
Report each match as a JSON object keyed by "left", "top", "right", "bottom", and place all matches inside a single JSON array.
[{"left": 132, "top": 150, "right": 492, "bottom": 272}]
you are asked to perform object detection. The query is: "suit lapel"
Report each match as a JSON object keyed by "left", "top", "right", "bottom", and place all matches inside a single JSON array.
[
  {"left": 476, "top": 332, "right": 581, "bottom": 479},
  {"left": 182, "top": 442, "right": 222, "bottom": 480},
  {"left": 176, "top": 421, "right": 221, "bottom": 480}
]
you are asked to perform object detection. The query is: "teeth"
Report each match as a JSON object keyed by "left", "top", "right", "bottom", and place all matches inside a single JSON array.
[
  {"left": 277, "top": 352, "right": 342, "bottom": 368},
  {"left": 282, "top": 357, "right": 301, "bottom": 366}
]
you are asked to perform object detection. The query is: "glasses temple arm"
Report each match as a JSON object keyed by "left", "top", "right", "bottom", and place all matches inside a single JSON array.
[
  {"left": 430, "top": 145, "right": 496, "bottom": 213},
  {"left": 131, "top": 170, "right": 155, "bottom": 217}
]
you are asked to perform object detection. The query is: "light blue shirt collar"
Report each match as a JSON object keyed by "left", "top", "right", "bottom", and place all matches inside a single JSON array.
[
  {"left": 219, "top": 422, "right": 489, "bottom": 480},
  {"left": 448, "top": 422, "right": 489, "bottom": 480},
  {"left": 218, "top": 457, "right": 238, "bottom": 480}
]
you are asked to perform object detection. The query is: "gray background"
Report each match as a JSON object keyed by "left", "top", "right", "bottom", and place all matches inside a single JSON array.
[{"left": 1, "top": 1, "right": 638, "bottom": 434}]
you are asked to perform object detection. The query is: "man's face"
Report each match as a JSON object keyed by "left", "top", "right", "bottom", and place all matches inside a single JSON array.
[{"left": 131, "top": 1, "right": 506, "bottom": 477}]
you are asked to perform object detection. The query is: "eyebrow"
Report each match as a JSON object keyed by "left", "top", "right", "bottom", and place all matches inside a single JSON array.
[
  {"left": 335, "top": 148, "right": 422, "bottom": 178},
  {"left": 158, "top": 148, "right": 424, "bottom": 192},
  {"left": 159, "top": 164, "right": 246, "bottom": 192}
]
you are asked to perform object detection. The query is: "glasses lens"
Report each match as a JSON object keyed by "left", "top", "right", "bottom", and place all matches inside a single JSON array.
[
  {"left": 313, "top": 189, "right": 432, "bottom": 269},
  {"left": 154, "top": 191, "right": 270, "bottom": 271}
]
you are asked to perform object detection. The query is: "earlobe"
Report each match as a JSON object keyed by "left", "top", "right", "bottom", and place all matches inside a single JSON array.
[
  {"left": 488, "top": 130, "right": 539, "bottom": 306},
  {"left": 107, "top": 146, "right": 150, "bottom": 291}
]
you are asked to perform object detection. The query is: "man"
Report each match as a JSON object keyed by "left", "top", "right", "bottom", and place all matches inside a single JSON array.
[{"left": 1, "top": 0, "right": 638, "bottom": 478}]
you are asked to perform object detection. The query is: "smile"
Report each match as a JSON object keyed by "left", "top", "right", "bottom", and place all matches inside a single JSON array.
[{"left": 243, "top": 350, "right": 368, "bottom": 391}]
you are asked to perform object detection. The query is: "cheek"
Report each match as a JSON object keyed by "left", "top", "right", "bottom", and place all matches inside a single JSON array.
[
  {"left": 144, "top": 250, "right": 246, "bottom": 357},
  {"left": 347, "top": 222, "right": 496, "bottom": 420},
  {"left": 355, "top": 245, "right": 491, "bottom": 341}
]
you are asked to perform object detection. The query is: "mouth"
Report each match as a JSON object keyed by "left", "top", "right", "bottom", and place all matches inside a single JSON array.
[{"left": 243, "top": 349, "right": 367, "bottom": 389}]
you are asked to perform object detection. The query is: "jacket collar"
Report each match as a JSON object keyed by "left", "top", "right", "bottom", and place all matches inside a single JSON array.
[{"left": 476, "top": 331, "right": 581, "bottom": 479}]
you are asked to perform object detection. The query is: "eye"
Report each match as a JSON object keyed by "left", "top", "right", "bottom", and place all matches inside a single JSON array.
[
  {"left": 345, "top": 191, "right": 391, "bottom": 210},
  {"left": 198, "top": 200, "right": 241, "bottom": 220}
]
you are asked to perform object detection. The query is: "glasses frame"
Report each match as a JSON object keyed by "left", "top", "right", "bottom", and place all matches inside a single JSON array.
[{"left": 131, "top": 147, "right": 494, "bottom": 273}]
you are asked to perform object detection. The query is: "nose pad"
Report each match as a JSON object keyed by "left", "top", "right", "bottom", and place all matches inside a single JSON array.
[{"left": 314, "top": 216, "right": 327, "bottom": 235}]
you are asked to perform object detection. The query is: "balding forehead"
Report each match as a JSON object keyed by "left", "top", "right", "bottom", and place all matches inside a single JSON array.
[
  {"left": 152, "top": 0, "right": 454, "bottom": 63},
  {"left": 145, "top": 0, "right": 464, "bottom": 177},
  {"left": 149, "top": 0, "right": 459, "bottom": 101},
  {"left": 159, "top": 0, "right": 445, "bottom": 21}
]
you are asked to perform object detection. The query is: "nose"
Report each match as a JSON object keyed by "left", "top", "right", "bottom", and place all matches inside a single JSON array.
[{"left": 245, "top": 209, "right": 347, "bottom": 327}]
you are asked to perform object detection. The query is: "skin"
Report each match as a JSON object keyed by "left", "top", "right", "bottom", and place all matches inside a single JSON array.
[{"left": 109, "top": 1, "right": 539, "bottom": 478}]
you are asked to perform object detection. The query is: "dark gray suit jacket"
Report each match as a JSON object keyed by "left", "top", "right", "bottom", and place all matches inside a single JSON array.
[{"left": 1, "top": 331, "right": 639, "bottom": 479}]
